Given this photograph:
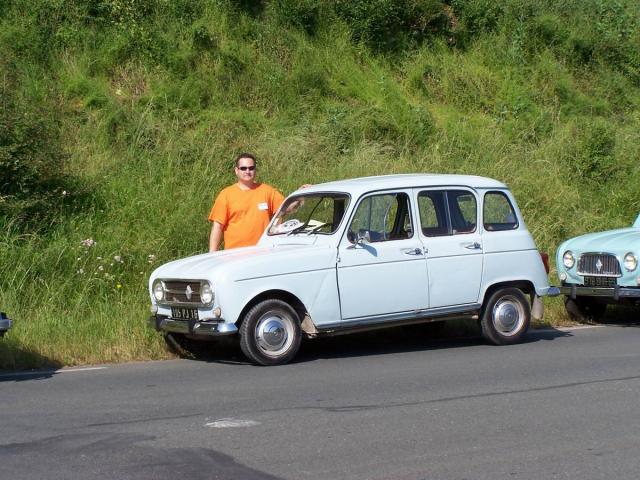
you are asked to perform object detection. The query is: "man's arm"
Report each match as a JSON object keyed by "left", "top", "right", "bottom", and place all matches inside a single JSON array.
[{"left": 209, "top": 221, "right": 224, "bottom": 252}]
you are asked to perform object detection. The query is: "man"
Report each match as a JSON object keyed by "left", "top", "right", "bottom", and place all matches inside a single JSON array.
[{"left": 208, "top": 153, "right": 285, "bottom": 251}]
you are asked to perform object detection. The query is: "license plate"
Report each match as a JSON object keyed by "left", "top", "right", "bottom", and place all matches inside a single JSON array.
[
  {"left": 171, "top": 307, "right": 199, "bottom": 320},
  {"left": 583, "top": 276, "right": 616, "bottom": 288}
]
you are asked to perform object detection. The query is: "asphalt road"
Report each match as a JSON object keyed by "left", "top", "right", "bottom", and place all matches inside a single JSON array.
[{"left": 1, "top": 324, "right": 639, "bottom": 480}]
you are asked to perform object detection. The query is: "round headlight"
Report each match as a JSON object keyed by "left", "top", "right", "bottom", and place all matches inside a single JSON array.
[
  {"left": 624, "top": 252, "right": 637, "bottom": 272},
  {"left": 200, "top": 282, "right": 214, "bottom": 305},
  {"left": 152, "top": 280, "right": 164, "bottom": 302},
  {"left": 562, "top": 250, "right": 575, "bottom": 269}
]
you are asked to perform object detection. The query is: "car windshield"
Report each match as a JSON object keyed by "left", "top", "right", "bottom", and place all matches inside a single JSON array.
[{"left": 268, "top": 193, "right": 350, "bottom": 236}]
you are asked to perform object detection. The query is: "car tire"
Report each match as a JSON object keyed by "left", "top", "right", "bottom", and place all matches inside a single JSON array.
[
  {"left": 480, "top": 287, "right": 531, "bottom": 345},
  {"left": 564, "top": 296, "right": 606, "bottom": 323},
  {"left": 239, "top": 299, "right": 302, "bottom": 366}
]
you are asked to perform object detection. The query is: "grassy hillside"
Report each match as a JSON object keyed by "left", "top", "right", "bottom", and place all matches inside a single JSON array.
[{"left": 1, "top": 0, "right": 639, "bottom": 369}]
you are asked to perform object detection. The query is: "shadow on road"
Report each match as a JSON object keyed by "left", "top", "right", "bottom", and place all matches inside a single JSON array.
[
  {"left": 596, "top": 305, "right": 640, "bottom": 327},
  {"left": 0, "top": 339, "right": 61, "bottom": 381},
  {"left": 186, "top": 320, "right": 573, "bottom": 366}
]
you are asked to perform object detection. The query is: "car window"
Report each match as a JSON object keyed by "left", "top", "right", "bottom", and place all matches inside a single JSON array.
[
  {"left": 418, "top": 189, "right": 477, "bottom": 236},
  {"left": 483, "top": 191, "right": 518, "bottom": 231},
  {"left": 268, "top": 194, "right": 350, "bottom": 235},
  {"left": 347, "top": 192, "right": 413, "bottom": 243},
  {"left": 418, "top": 191, "right": 448, "bottom": 237},
  {"left": 449, "top": 191, "right": 477, "bottom": 234}
]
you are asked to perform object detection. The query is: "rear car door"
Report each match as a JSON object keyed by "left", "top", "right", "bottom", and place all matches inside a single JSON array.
[{"left": 416, "top": 188, "right": 483, "bottom": 308}]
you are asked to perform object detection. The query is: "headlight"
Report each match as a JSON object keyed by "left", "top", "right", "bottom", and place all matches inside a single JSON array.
[
  {"left": 624, "top": 252, "right": 637, "bottom": 272},
  {"left": 562, "top": 250, "right": 575, "bottom": 269},
  {"left": 152, "top": 280, "right": 164, "bottom": 302},
  {"left": 200, "top": 282, "right": 214, "bottom": 305}
]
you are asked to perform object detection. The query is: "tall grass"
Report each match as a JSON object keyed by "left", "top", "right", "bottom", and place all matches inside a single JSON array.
[{"left": 1, "top": 0, "right": 639, "bottom": 369}]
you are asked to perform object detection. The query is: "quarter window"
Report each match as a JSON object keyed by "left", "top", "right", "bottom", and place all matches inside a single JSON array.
[
  {"left": 348, "top": 193, "right": 413, "bottom": 243},
  {"left": 483, "top": 191, "right": 518, "bottom": 231}
]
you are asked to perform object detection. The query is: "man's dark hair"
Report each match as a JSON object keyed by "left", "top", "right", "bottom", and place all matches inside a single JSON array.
[{"left": 235, "top": 152, "right": 257, "bottom": 167}]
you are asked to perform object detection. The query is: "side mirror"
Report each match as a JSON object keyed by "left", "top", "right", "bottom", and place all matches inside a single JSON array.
[{"left": 356, "top": 229, "right": 371, "bottom": 245}]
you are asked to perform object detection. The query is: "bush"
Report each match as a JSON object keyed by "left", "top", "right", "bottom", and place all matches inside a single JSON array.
[
  {"left": 0, "top": 75, "right": 86, "bottom": 231},
  {"left": 334, "top": 0, "right": 451, "bottom": 51}
]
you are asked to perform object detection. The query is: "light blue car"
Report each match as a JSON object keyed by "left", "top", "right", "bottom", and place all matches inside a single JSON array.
[
  {"left": 556, "top": 214, "right": 640, "bottom": 321},
  {"left": 150, "top": 174, "right": 559, "bottom": 365}
]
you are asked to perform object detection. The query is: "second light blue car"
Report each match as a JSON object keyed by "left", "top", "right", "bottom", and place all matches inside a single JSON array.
[{"left": 556, "top": 213, "right": 640, "bottom": 321}]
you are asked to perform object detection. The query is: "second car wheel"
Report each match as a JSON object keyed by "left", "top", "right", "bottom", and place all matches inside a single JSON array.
[
  {"left": 480, "top": 287, "right": 531, "bottom": 345},
  {"left": 239, "top": 299, "right": 302, "bottom": 366}
]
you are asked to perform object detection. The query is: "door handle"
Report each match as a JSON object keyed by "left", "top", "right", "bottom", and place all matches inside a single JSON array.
[
  {"left": 402, "top": 248, "right": 423, "bottom": 256},
  {"left": 464, "top": 242, "right": 482, "bottom": 250}
]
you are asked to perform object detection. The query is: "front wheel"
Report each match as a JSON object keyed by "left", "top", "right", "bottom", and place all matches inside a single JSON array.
[
  {"left": 480, "top": 288, "right": 531, "bottom": 345},
  {"left": 239, "top": 299, "right": 302, "bottom": 366}
]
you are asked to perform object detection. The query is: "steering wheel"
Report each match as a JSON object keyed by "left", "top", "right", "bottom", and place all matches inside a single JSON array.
[{"left": 275, "top": 219, "right": 303, "bottom": 234}]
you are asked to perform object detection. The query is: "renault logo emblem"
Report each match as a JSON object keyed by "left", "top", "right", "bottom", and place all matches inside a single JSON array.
[
  {"left": 185, "top": 285, "right": 193, "bottom": 300},
  {"left": 595, "top": 259, "right": 603, "bottom": 273}
]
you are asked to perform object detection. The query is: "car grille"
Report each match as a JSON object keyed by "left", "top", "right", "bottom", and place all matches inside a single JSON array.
[
  {"left": 577, "top": 253, "right": 621, "bottom": 277},
  {"left": 163, "top": 280, "right": 203, "bottom": 305}
]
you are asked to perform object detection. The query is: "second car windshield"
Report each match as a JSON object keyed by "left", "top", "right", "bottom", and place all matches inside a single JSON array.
[{"left": 268, "top": 194, "right": 350, "bottom": 236}]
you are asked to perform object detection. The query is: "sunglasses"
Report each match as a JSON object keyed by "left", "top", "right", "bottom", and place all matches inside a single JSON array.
[{"left": 237, "top": 165, "right": 256, "bottom": 171}]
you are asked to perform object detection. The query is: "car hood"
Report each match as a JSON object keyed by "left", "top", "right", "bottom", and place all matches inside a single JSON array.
[
  {"left": 150, "top": 242, "right": 336, "bottom": 283},
  {"left": 564, "top": 227, "right": 640, "bottom": 253}
]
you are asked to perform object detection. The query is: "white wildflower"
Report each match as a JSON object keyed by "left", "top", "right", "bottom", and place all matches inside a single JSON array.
[{"left": 81, "top": 238, "right": 96, "bottom": 248}]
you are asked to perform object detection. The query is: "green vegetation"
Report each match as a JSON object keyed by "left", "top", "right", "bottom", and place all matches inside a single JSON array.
[{"left": 1, "top": 0, "right": 639, "bottom": 369}]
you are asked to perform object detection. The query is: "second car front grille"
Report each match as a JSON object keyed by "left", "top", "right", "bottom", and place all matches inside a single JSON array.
[
  {"left": 577, "top": 253, "right": 621, "bottom": 277},
  {"left": 164, "top": 280, "right": 203, "bottom": 305}
]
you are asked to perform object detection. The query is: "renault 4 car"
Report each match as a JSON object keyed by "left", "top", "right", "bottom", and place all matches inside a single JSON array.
[{"left": 149, "top": 174, "right": 558, "bottom": 365}]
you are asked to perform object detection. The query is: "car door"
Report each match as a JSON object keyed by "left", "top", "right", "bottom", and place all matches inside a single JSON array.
[
  {"left": 416, "top": 188, "right": 483, "bottom": 308},
  {"left": 337, "top": 191, "right": 429, "bottom": 320}
]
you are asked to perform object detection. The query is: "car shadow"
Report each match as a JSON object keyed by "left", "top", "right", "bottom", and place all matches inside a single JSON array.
[
  {"left": 0, "top": 341, "right": 61, "bottom": 382},
  {"left": 194, "top": 321, "right": 573, "bottom": 366},
  {"left": 595, "top": 305, "right": 640, "bottom": 327}
]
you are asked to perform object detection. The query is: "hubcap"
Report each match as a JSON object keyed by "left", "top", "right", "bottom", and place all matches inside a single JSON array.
[
  {"left": 255, "top": 313, "right": 293, "bottom": 356},
  {"left": 492, "top": 296, "right": 525, "bottom": 336}
]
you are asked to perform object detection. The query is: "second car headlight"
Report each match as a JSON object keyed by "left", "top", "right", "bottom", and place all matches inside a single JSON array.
[
  {"left": 200, "top": 281, "right": 214, "bottom": 305},
  {"left": 624, "top": 252, "right": 637, "bottom": 272},
  {"left": 152, "top": 280, "right": 164, "bottom": 302},
  {"left": 562, "top": 250, "right": 575, "bottom": 269}
]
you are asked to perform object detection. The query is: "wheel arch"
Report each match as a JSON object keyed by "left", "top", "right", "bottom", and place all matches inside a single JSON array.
[
  {"left": 481, "top": 280, "right": 535, "bottom": 310},
  {"left": 237, "top": 289, "right": 309, "bottom": 329}
]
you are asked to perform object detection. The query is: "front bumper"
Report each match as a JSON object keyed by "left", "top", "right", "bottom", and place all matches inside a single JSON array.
[
  {"left": 560, "top": 284, "right": 640, "bottom": 301},
  {"left": 148, "top": 315, "right": 238, "bottom": 337},
  {"left": 0, "top": 312, "right": 12, "bottom": 336}
]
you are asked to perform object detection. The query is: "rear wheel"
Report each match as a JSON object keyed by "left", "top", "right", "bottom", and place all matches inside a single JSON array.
[
  {"left": 564, "top": 296, "right": 606, "bottom": 323},
  {"left": 480, "top": 288, "right": 530, "bottom": 345},
  {"left": 239, "top": 299, "right": 302, "bottom": 366}
]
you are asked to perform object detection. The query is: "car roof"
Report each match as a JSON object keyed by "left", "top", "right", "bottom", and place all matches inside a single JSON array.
[{"left": 290, "top": 174, "right": 508, "bottom": 197}]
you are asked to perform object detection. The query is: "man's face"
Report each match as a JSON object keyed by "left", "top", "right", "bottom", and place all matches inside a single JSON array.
[{"left": 235, "top": 157, "right": 256, "bottom": 183}]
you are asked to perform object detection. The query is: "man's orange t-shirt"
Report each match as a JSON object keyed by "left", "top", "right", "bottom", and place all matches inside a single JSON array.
[{"left": 208, "top": 183, "right": 284, "bottom": 249}]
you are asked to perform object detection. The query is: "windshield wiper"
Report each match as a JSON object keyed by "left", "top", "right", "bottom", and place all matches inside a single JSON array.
[{"left": 287, "top": 222, "right": 309, "bottom": 236}]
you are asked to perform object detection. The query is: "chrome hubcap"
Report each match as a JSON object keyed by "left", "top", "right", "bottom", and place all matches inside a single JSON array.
[
  {"left": 255, "top": 313, "right": 293, "bottom": 356},
  {"left": 492, "top": 296, "right": 525, "bottom": 336}
]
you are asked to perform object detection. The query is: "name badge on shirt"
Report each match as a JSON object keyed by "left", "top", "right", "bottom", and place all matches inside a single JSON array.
[{"left": 258, "top": 202, "right": 268, "bottom": 211}]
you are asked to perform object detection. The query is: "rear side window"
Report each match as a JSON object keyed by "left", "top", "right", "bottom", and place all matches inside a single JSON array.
[
  {"left": 418, "top": 189, "right": 477, "bottom": 237},
  {"left": 483, "top": 191, "right": 518, "bottom": 231}
]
